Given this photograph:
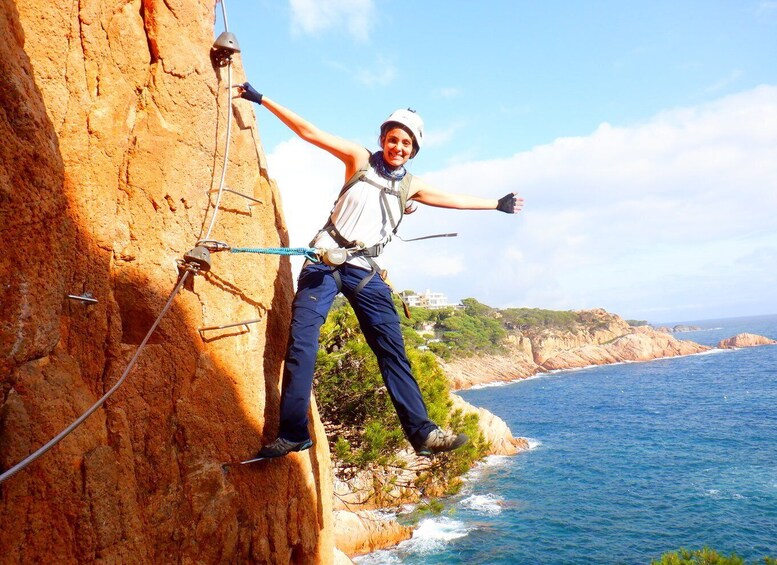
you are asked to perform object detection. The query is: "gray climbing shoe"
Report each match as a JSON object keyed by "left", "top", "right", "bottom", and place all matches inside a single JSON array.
[
  {"left": 416, "top": 428, "right": 469, "bottom": 457},
  {"left": 257, "top": 437, "right": 313, "bottom": 458}
]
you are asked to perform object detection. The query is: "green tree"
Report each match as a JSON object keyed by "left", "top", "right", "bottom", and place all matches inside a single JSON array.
[{"left": 313, "top": 302, "right": 489, "bottom": 495}]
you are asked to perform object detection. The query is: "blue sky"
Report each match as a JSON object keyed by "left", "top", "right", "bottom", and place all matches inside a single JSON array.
[{"left": 220, "top": 1, "right": 777, "bottom": 323}]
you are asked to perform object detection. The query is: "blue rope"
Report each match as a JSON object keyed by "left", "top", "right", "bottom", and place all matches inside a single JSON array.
[{"left": 231, "top": 246, "right": 319, "bottom": 262}]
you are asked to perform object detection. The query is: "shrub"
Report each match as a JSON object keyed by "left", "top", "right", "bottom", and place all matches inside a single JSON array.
[
  {"left": 653, "top": 547, "right": 776, "bottom": 565},
  {"left": 314, "top": 302, "right": 489, "bottom": 496}
]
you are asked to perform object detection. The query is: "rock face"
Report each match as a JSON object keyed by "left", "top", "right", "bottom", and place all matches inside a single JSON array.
[
  {"left": 1, "top": 2, "right": 333, "bottom": 563},
  {"left": 331, "top": 394, "right": 526, "bottom": 512},
  {"left": 717, "top": 333, "right": 777, "bottom": 348},
  {"left": 333, "top": 510, "right": 412, "bottom": 558},
  {"left": 451, "top": 394, "right": 528, "bottom": 455},
  {"left": 442, "top": 309, "right": 711, "bottom": 390}
]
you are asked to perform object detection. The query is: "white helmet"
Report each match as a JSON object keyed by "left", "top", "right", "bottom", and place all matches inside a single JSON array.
[{"left": 381, "top": 108, "right": 424, "bottom": 156}]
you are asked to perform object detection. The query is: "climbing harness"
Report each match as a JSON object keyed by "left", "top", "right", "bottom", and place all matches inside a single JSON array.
[
  {"left": 312, "top": 152, "right": 457, "bottom": 315},
  {"left": 311, "top": 153, "right": 412, "bottom": 294},
  {"left": 0, "top": 1, "right": 457, "bottom": 486}
]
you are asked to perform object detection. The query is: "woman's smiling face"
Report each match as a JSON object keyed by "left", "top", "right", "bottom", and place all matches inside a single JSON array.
[{"left": 381, "top": 126, "right": 415, "bottom": 168}]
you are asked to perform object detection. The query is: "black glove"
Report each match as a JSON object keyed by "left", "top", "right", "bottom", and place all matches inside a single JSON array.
[
  {"left": 496, "top": 192, "right": 518, "bottom": 213},
  {"left": 240, "top": 82, "right": 263, "bottom": 105}
]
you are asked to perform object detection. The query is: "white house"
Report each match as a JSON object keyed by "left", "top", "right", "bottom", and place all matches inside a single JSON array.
[{"left": 405, "top": 289, "right": 452, "bottom": 310}]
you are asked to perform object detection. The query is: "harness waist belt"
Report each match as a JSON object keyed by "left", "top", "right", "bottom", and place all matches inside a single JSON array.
[{"left": 323, "top": 223, "right": 384, "bottom": 258}]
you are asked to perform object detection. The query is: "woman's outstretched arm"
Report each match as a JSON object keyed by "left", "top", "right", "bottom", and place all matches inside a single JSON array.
[
  {"left": 237, "top": 85, "right": 369, "bottom": 180},
  {"left": 409, "top": 176, "right": 524, "bottom": 213}
]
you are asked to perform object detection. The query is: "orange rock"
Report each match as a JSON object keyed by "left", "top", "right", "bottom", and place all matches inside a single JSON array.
[
  {"left": 440, "top": 310, "right": 712, "bottom": 386},
  {"left": 1, "top": 1, "right": 333, "bottom": 563},
  {"left": 333, "top": 510, "right": 412, "bottom": 558},
  {"left": 717, "top": 333, "right": 777, "bottom": 349},
  {"left": 451, "top": 394, "right": 529, "bottom": 456}
]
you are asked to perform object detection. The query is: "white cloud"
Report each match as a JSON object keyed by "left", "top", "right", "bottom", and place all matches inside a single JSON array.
[
  {"left": 325, "top": 56, "right": 396, "bottom": 87},
  {"left": 266, "top": 137, "right": 344, "bottom": 249},
  {"left": 266, "top": 86, "right": 777, "bottom": 321},
  {"left": 289, "top": 0, "right": 375, "bottom": 42},
  {"left": 423, "top": 121, "right": 466, "bottom": 149},
  {"left": 354, "top": 57, "right": 396, "bottom": 87}
]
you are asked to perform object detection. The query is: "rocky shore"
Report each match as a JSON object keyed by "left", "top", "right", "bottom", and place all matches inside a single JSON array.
[
  {"left": 439, "top": 309, "right": 777, "bottom": 391},
  {"left": 332, "top": 400, "right": 526, "bottom": 561},
  {"left": 335, "top": 310, "right": 777, "bottom": 561},
  {"left": 717, "top": 333, "right": 777, "bottom": 348}
]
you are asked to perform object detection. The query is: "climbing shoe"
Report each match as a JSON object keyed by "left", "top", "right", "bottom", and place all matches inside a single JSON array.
[
  {"left": 257, "top": 437, "right": 313, "bottom": 458},
  {"left": 416, "top": 428, "right": 469, "bottom": 457}
]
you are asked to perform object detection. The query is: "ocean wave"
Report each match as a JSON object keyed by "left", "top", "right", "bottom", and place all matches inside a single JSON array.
[
  {"left": 704, "top": 488, "right": 747, "bottom": 501},
  {"left": 403, "top": 517, "right": 471, "bottom": 553},
  {"left": 695, "top": 348, "right": 729, "bottom": 356},
  {"left": 468, "top": 380, "right": 513, "bottom": 390},
  {"left": 463, "top": 454, "right": 513, "bottom": 482},
  {"left": 545, "top": 364, "right": 600, "bottom": 374},
  {"left": 353, "top": 550, "right": 403, "bottom": 564},
  {"left": 460, "top": 493, "right": 504, "bottom": 515},
  {"left": 356, "top": 517, "right": 472, "bottom": 563},
  {"left": 482, "top": 453, "right": 513, "bottom": 466},
  {"left": 526, "top": 437, "right": 542, "bottom": 450}
]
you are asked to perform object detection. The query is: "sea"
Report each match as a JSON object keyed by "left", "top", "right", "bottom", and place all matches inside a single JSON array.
[{"left": 356, "top": 314, "right": 777, "bottom": 564}]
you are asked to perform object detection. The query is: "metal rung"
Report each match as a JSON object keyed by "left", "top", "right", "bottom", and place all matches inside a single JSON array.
[
  {"left": 209, "top": 188, "right": 263, "bottom": 206},
  {"left": 67, "top": 293, "right": 98, "bottom": 305},
  {"left": 198, "top": 318, "right": 261, "bottom": 338}
]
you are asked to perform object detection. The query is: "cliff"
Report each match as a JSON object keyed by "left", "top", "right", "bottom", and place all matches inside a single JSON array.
[
  {"left": 331, "top": 391, "right": 526, "bottom": 511},
  {"left": 330, "top": 393, "right": 525, "bottom": 558},
  {"left": 442, "top": 309, "right": 776, "bottom": 391},
  {"left": 1, "top": 2, "right": 334, "bottom": 563},
  {"left": 441, "top": 309, "right": 711, "bottom": 389}
]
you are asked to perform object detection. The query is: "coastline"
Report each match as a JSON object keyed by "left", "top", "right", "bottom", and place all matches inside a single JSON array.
[
  {"left": 440, "top": 311, "right": 777, "bottom": 392},
  {"left": 336, "top": 311, "right": 777, "bottom": 561}
]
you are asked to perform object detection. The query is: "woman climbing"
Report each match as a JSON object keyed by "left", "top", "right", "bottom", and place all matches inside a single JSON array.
[{"left": 237, "top": 83, "right": 524, "bottom": 458}]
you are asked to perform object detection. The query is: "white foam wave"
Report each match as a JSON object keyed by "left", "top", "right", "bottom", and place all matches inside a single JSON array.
[
  {"left": 525, "top": 437, "right": 542, "bottom": 450},
  {"left": 696, "top": 348, "right": 729, "bottom": 356},
  {"left": 545, "top": 364, "right": 599, "bottom": 375},
  {"left": 357, "top": 514, "right": 472, "bottom": 561},
  {"left": 468, "top": 380, "right": 512, "bottom": 390},
  {"left": 404, "top": 517, "right": 471, "bottom": 553},
  {"left": 463, "top": 454, "right": 513, "bottom": 482},
  {"left": 460, "top": 493, "right": 504, "bottom": 515},
  {"left": 704, "top": 488, "right": 747, "bottom": 501},
  {"left": 482, "top": 454, "right": 512, "bottom": 466},
  {"left": 353, "top": 550, "right": 403, "bottom": 564}
]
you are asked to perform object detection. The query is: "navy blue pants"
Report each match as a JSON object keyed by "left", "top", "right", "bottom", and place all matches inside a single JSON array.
[{"left": 277, "top": 262, "right": 437, "bottom": 449}]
